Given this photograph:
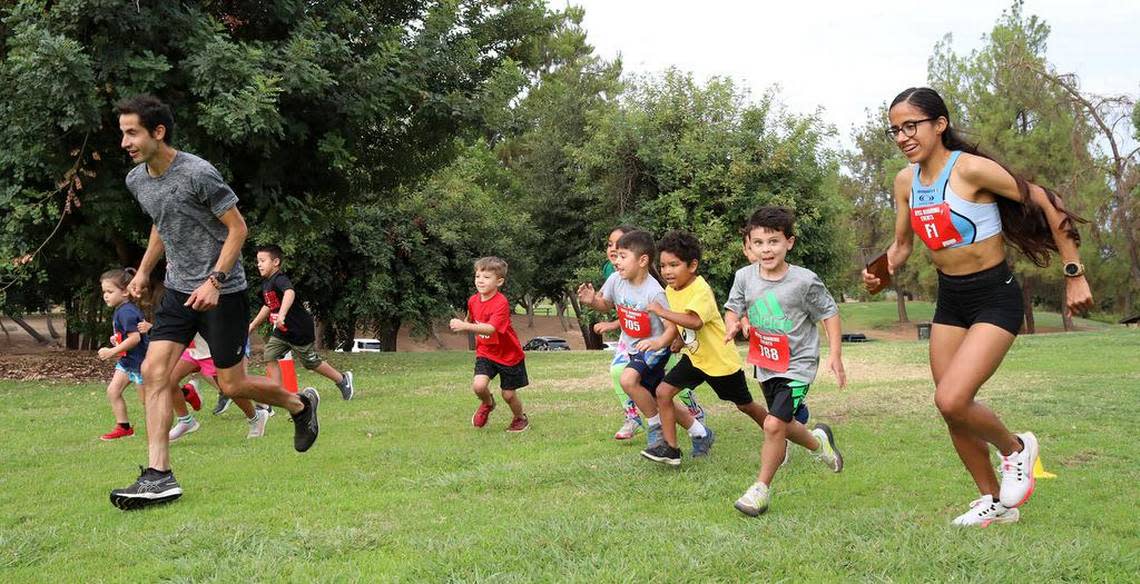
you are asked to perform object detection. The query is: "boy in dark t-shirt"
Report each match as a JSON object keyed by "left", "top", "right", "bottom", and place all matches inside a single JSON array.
[
  {"left": 449, "top": 257, "right": 530, "bottom": 433},
  {"left": 249, "top": 245, "right": 354, "bottom": 400}
]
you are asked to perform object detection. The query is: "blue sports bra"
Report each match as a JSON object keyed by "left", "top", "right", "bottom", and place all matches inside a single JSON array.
[{"left": 909, "top": 151, "right": 1002, "bottom": 250}]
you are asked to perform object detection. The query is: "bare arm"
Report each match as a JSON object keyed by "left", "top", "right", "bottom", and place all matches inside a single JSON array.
[
  {"left": 864, "top": 170, "right": 914, "bottom": 291},
  {"left": 249, "top": 305, "right": 271, "bottom": 332},
  {"left": 128, "top": 225, "right": 164, "bottom": 298},
  {"left": 211, "top": 207, "right": 248, "bottom": 275},
  {"left": 821, "top": 314, "right": 847, "bottom": 389},
  {"left": 648, "top": 302, "right": 703, "bottom": 331}
]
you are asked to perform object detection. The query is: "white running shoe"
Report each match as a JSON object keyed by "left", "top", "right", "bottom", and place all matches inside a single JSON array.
[
  {"left": 168, "top": 418, "right": 200, "bottom": 442},
  {"left": 247, "top": 408, "right": 269, "bottom": 438},
  {"left": 734, "top": 482, "right": 770, "bottom": 517},
  {"left": 811, "top": 424, "right": 843, "bottom": 472},
  {"left": 614, "top": 417, "right": 642, "bottom": 440},
  {"left": 951, "top": 495, "right": 1020, "bottom": 527},
  {"left": 999, "top": 432, "right": 1039, "bottom": 508}
]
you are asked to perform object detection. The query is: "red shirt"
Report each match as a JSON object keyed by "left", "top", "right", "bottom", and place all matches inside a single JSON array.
[{"left": 467, "top": 292, "right": 525, "bottom": 366}]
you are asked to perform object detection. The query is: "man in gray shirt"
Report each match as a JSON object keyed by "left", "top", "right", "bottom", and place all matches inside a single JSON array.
[{"left": 110, "top": 95, "right": 321, "bottom": 510}]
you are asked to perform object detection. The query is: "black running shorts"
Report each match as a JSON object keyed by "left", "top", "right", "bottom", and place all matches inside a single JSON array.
[
  {"left": 150, "top": 289, "right": 250, "bottom": 369},
  {"left": 933, "top": 262, "right": 1024, "bottom": 336},
  {"left": 662, "top": 355, "right": 753, "bottom": 405}
]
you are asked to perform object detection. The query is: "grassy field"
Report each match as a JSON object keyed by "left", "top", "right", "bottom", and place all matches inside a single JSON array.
[{"left": 1, "top": 327, "right": 1137, "bottom": 582}]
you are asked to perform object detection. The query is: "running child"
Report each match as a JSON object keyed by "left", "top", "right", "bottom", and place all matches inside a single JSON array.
[
  {"left": 726, "top": 207, "right": 847, "bottom": 516},
  {"left": 449, "top": 257, "right": 530, "bottom": 433},
  {"left": 167, "top": 333, "right": 267, "bottom": 441},
  {"left": 640, "top": 231, "right": 766, "bottom": 467},
  {"left": 577, "top": 230, "right": 700, "bottom": 449},
  {"left": 97, "top": 268, "right": 150, "bottom": 440},
  {"left": 599, "top": 226, "right": 705, "bottom": 440},
  {"left": 249, "top": 245, "right": 354, "bottom": 401}
]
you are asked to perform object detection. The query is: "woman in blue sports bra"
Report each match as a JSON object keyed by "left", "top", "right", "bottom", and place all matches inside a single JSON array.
[{"left": 862, "top": 87, "right": 1093, "bottom": 527}]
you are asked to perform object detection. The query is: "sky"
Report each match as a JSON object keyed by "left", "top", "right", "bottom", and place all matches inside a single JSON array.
[{"left": 554, "top": 0, "right": 1140, "bottom": 150}]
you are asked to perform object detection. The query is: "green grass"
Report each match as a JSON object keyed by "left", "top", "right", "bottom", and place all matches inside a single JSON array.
[
  {"left": 837, "top": 301, "right": 1111, "bottom": 333},
  {"left": 1, "top": 329, "right": 1138, "bottom": 582}
]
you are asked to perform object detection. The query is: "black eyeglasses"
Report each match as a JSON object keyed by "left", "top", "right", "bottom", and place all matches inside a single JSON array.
[{"left": 886, "top": 118, "right": 937, "bottom": 139}]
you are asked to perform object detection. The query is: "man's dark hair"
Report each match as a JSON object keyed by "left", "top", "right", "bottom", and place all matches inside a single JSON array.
[
  {"left": 116, "top": 94, "right": 175, "bottom": 144},
  {"left": 657, "top": 230, "right": 702, "bottom": 265},
  {"left": 257, "top": 244, "right": 284, "bottom": 262},
  {"left": 745, "top": 206, "right": 796, "bottom": 239}
]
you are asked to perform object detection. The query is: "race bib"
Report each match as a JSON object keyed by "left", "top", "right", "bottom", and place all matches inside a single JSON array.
[
  {"left": 911, "top": 202, "right": 963, "bottom": 251},
  {"left": 269, "top": 312, "right": 287, "bottom": 332},
  {"left": 616, "top": 305, "right": 652, "bottom": 339},
  {"left": 748, "top": 328, "right": 789, "bottom": 372},
  {"left": 116, "top": 332, "right": 126, "bottom": 358}
]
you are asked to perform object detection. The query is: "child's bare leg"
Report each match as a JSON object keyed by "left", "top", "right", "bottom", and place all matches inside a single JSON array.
[
  {"left": 313, "top": 361, "right": 344, "bottom": 384},
  {"left": 656, "top": 382, "right": 682, "bottom": 446},
  {"left": 501, "top": 389, "right": 524, "bottom": 418},
  {"left": 758, "top": 416, "right": 789, "bottom": 486},
  {"left": 786, "top": 420, "right": 820, "bottom": 450},
  {"left": 473, "top": 375, "right": 493, "bottom": 406},
  {"left": 619, "top": 369, "right": 657, "bottom": 417},
  {"left": 106, "top": 370, "right": 131, "bottom": 423},
  {"left": 736, "top": 401, "right": 769, "bottom": 427}
]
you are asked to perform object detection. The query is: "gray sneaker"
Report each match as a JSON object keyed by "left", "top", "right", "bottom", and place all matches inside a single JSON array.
[
  {"left": 247, "top": 408, "right": 269, "bottom": 438},
  {"left": 338, "top": 371, "right": 354, "bottom": 401},
  {"left": 291, "top": 388, "right": 320, "bottom": 452},
  {"left": 691, "top": 427, "right": 715, "bottom": 458},
  {"left": 110, "top": 466, "right": 182, "bottom": 511},
  {"left": 646, "top": 423, "right": 663, "bottom": 447},
  {"left": 212, "top": 392, "right": 231, "bottom": 416}
]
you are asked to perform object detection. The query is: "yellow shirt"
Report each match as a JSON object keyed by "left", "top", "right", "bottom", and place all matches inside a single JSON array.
[{"left": 665, "top": 276, "right": 742, "bottom": 376}]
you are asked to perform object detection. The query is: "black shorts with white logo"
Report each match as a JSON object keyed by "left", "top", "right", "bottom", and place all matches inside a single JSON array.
[
  {"left": 474, "top": 357, "right": 529, "bottom": 390},
  {"left": 662, "top": 355, "right": 753, "bottom": 405},
  {"left": 934, "top": 262, "right": 1024, "bottom": 336},
  {"left": 150, "top": 289, "right": 250, "bottom": 369}
]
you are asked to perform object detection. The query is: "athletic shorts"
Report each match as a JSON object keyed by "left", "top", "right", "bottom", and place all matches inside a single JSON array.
[
  {"left": 114, "top": 363, "right": 143, "bottom": 385},
  {"left": 475, "top": 357, "right": 529, "bottom": 390},
  {"left": 761, "top": 377, "right": 811, "bottom": 423},
  {"left": 662, "top": 355, "right": 753, "bottom": 405},
  {"left": 263, "top": 336, "right": 323, "bottom": 370},
  {"left": 626, "top": 350, "right": 669, "bottom": 393},
  {"left": 179, "top": 351, "right": 217, "bottom": 378},
  {"left": 150, "top": 290, "right": 249, "bottom": 369},
  {"left": 934, "top": 262, "right": 1023, "bottom": 336}
]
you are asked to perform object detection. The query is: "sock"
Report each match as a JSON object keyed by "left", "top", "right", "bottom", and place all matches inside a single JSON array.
[
  {"left": 647, "top": 414, "right": 661, "bottom": 427},
  {"left": 688, "top": 419, "right": 708, "bottom": 438},
  {"left": 178, "top": 414, "right": 193, "bottom": 425},
  {"left": 118, "top": 422, "right": 131, "bottom": 430}
]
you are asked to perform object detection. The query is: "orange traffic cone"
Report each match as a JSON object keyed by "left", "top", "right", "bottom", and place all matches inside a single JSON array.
[{"left": 276, "top": 351, "right": 299, "bottom": 393}]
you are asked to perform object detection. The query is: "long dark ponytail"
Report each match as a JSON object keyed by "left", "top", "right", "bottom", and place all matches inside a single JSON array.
[{"left": 891, "top": 87, "right": 1085, "bottom": 267}]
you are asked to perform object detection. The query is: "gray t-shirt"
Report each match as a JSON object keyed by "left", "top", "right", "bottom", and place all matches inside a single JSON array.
[
  {"left": 724, "top": 264, "right": 838, "bottom": 384},
  {"left": 599, "top": 272, "right": 671, "bottom": 360},
  {"left": 126, "top": 151, "right": 246, "bottom": 294}
]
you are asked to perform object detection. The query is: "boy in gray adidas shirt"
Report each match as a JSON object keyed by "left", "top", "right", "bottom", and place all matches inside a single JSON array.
[{"left": 725, "top": 207, "right": 848, "bottom": 517}]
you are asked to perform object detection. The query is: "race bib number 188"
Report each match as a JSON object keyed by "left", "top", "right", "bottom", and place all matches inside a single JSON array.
[{"left": 747, "top": 328, "right": 790, "bottom": 372}]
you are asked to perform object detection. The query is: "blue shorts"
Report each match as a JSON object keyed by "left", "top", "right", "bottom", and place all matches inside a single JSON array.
[
  {"left": 625, "top": 350, "right": 669, "bottom": 392},
  {"left": 115, "top": 363, "right": 143, "bottom": 385}
]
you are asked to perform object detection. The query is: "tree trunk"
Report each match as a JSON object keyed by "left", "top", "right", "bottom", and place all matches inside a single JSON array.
[
  {"left": 524, "top": 295, "right": 535, "bottom": 328},
  {"left": 555, "top": 294, "right": 570, "bottom": 331},
  {"left": 1021, "top": 278, "right": 1036, "bottom": 335},
  {"left": 313, "top": 319, "right": 326, "bottom": 351},
  {"left": 46, "top": 312, "right": 61, "bottom": 339},
  {"left": 894, "top": 282, "right": 909, "bottom": 323},
  {"left": 568, "top": 290, "right": 603, "bottom": 350},
  {"left": 376, "top": 318, "right": 400, "bottom": 352},
  {"left": 1061, "top": 287, "right": 1074, "bottom": 332},
  {"left": 65, "top": 298, "right": 80, "bottom": 350},
  {"left": 0, "top": 317, "right": 10, "bottom": 345},
  {"left": 429, "top": 322, "right": 448, "bottom": 349},
  {"left": 4, "top": 313, "right": 49, "bottom": 344}
]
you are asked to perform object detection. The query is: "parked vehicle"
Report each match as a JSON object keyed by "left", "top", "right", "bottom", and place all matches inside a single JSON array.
[
  {"left": 523, "top": 336, "right": 571, "bottom": 351},
  {"left": 335, "top": 338, "right": 383, "bottom": 353}
]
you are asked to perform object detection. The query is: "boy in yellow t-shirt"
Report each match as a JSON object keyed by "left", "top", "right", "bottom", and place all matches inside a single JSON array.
[{"left": 641, "top": 231, "right": 769, "bottom": 467}]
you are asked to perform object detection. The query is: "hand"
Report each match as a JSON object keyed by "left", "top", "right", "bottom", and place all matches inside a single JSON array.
[
  {"left": 127, "top": 271, "right": 149, "bottom": 300},
  {"left": 828, "top": 355, "right": 847, "bottom": 390},
  {"left": 185, "top": 280, "right": 220, "bottom": 311},
  {"left": 861, "top": 258, "right": 897, "bottom": 292},
  {"left": 593, "top": 321, "right": 615, "bottom": 335},
  {"left": 576, "top": 283, "right": 596, "bottom": 305},
  {"left": 448, "top": 318, "right": 467, "bottom": 333},
  {"left": 97, "top": 347, "right": 115, "bottom": 361},
  {"left": 274, "top": 313, "right": 289, "bottom": 332},
  {"left": 723, "top": 320, "right": 742, "bottom": 344},
  {"left": 137, "top": 320, "right": 152, "bottom": 334},
  {"left": 1065, "top": 276, "right": 1093, "bottom": 317},
  {"left": 740, "top": 316, "right": 752, "bottom": 338},
  {"left": 634, "top": 339, "right": 658, "bottom": 352},
  {"left": 646, "top": 301, "right": 664, "bottom": 316}
]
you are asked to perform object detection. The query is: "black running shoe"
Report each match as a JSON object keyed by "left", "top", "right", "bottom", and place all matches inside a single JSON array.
[
  {"left": 212, "top": 393, "right": 231, "bottom": 416},
  {"left": 110, "top": 466, "right": 182, "bottom": 510},
  {"left": 292, "top": 387, "right": 320, "bottom": 452},
  {"left": 640, "top": 442, "right": 682, "bottom": 466}
]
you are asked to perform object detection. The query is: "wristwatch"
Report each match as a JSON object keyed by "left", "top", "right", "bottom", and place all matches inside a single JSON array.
[
  {"left": 1062, "top": 262, "right": 1085, "bottom": 278},
  {"left": 208, "top": 271, "right": 229, "bottom": 288}
]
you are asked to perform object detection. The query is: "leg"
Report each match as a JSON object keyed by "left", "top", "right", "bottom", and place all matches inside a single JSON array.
[
  {"left": 785, "top": 420, "right": 820, "bottom": 450},
  {"left": 473, "top": 375, "right": 493, "bottom": 405},
  {"left": 677, "top": 387, "right": 704, "bottom": 419},
  {"left": 611, "top": 362, "right": 638, "bottom": 420},
  {"left": 215, "top": 361, "right": 305, "bottom": 414},
  {"left": 656, "top": 383, "right": 682, "bottom": 447},
  {"left": 501, "top": 388, "right": 524, "bottom": 419},
  {"left": 232, "top": 394, "right": 257, "bottom": 418},
  {"left": 140, "top": 341, "right": 187, "bottom": 471},
  {"left": 264, "top": 360, "right": 282, "bottom": 385},
  {"left": 932, "top": 323, "right": 1019, "bottom": 498},
  {"left": 313, "top": 361, "right": 344, "bottom": 384},
  {"left": 106, "top": 370, "right": 131, "bottom": 424},
  {"left": 757, "top": 415, "right": 788, "bottom": 486},
  {"left": 168, "top": 359, "right": 199, "bottom": 418},
  {"left": 736, "top": 402, "right": 768, "bottom": 427},
  {"left": 619, "top": 368, "right": 657, "bottom": 418}
]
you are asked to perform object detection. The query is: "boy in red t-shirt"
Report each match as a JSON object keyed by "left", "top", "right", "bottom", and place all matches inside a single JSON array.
[{"left": 449, "top": 257, "right": 530, "bottom": 432}]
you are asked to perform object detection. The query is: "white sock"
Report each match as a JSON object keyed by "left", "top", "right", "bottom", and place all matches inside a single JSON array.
[
  {"left": 688, "top": 419, "right": 708, "bottom": 438},
  {"left": 178, "top": 414, "right": 193, "bottom": 424},
  {"left": 647, "top": 414, "right": 661, "bottom": 427}
]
